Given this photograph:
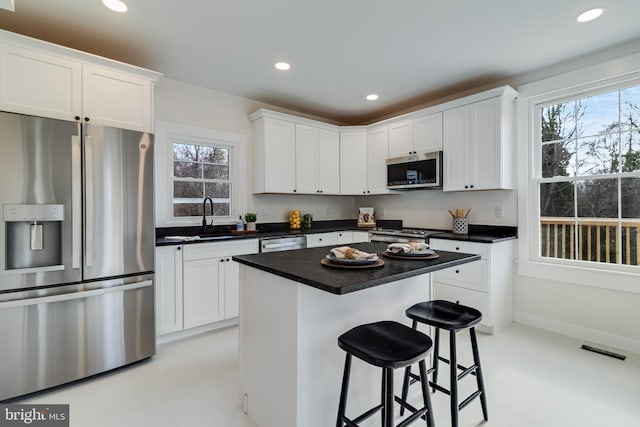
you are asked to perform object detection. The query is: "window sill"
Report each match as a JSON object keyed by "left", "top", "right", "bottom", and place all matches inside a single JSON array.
[{"left": 517, "top": 259, "right": 640, "bottom": 294}]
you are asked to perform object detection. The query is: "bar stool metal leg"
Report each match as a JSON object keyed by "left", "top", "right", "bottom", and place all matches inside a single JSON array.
[
  {"left": 470, "top": 327, "right": 489, "bottom": 421},
  {"left": 336, "top": 353, "right": 352, "bottom": 427},
  {"left": 384, "top": 368, "right": 394, "bottom": 427}
]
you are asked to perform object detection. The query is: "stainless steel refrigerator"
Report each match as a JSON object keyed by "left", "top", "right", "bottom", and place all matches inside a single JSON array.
[{"left": 0, "top": 111, "right": 155, "bottom": 401}]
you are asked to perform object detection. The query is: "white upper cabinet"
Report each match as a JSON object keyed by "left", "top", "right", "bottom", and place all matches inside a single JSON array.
[
  {"left": 82, "top": 64, "right": 153, "bottom": 132},
  {"left": 388, "top": 120, "right": 414, "bottom": 157},
  {"left": 252, "top": 116, "right": 296, "bottom": 193},
  {"left": 388, "top": 113, "right": 442, "bottom": 158},
  {"left": 251, "top": 110, "right": 340, "bottom": 195},
  {"left": 339, "top": 129, "right": 368, "bottom": 195},
  {"left": 295, "top": 123, "right": 318, "bottom": 194},
  {"left": 366, "top": 125, "right": 390, "bottom": 194},
  {"left": 442, "top": 87, "right": 516, "bottom": 191},
  {"left": 295, "top": 124, "right": 340, "bottom": 194},
  {"left": 414, "top": 112, "right": 443, "bottom": 153},
  {"left": 316, "top": 128, "right": 340, "bottom": 194},
  {"left": 0, "top": 31, "right": 160, "bottom": 132}
]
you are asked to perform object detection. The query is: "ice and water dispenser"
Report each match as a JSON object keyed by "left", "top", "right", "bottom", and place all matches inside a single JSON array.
[{"left": 4, "top": 204, "right": 64, "bottom": 271}]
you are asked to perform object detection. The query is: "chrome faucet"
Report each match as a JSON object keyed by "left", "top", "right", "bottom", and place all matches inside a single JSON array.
[{"left": 202, "top": 197, "right": 214, "bottom": 232}]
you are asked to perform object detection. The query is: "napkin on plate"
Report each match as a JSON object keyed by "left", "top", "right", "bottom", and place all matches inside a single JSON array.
[
  {"left": 387, "top": 242, "right": 429, "bottom": 253},
  {"left": 330, "top": 246, "right": 377, "bottom": 260}
]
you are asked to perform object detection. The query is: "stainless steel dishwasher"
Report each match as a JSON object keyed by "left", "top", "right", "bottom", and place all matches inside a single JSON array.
[{"left": 259, "top": 235, "right": 307, "bottom": 252}]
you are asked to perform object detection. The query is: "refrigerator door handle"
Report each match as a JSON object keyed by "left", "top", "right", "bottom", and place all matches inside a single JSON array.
[
  {"left": 84, "top": 135, "right": 94, "bottom": 267},
  {"left": 72, "top": 134, "right": 82, "bottom": 269},
  {"left": 0, "top": 280, "right": 152, "bottom": 309}
]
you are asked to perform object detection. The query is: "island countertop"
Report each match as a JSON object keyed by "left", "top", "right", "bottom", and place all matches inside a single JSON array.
[{"left": 232, "top": 242, "right": 480, "bottom": 295}]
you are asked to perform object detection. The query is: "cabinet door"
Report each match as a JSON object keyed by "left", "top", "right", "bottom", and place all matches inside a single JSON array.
[
  {"left": 183, "top": 258, "right": 224, "bottom": 328},
  {"left": 263, "top": 118, "right": 296, "bottom": 193},
  {"left": 155, "top": 245, "right": 184, "bottom": 335},
  {"left": 82, "top": 64, "right": 153, "bottom": 132},
  {"left": 317, "top": 128, "right": 340, "bottom": 194},
  {"left": 366, "top": 126, "right": 390, "bottom": 194},
  {"left": 351, "top": 231, "right": 370, "bottom": 243},
  {"left": 0, "top": 44, "right": 81, "bottom": 121},
  {"left": 223, "top": 257, "right": 240, "bottom": 319},
  {"left": 295, "top": 124, "right": 318, "bottom": 194},
  {"left": 442, "top": 106, "right": 469, "bottom": 191},
  {"left": 339, "top": 131, "right": 367, "bottom": 195},
  {"left": 414, "top": 112, "right": 443, "bottom": 153},
  {"left": 470, "top": 97, "right": 501, "bottom": 190},
  {"left": 388, "top": 120, "right": 413, "bottom": 157}
]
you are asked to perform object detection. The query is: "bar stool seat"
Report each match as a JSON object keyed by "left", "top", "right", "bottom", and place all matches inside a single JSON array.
[
  {"left": 337, "top": 320, "right": 435, "bottom": 427},
  {"left": 401, "top": 300, "right": 488, "bottom": 427}
]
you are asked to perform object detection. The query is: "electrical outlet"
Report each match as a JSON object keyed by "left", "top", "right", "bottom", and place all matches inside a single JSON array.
[
  {"left": 260, "top": 207, "right": 266, "bottom": 216},
  {"left": 495, "top": 205, "right": 504, "bottom": 218},
  {"left": 325, "top": 206, "right": 329, "bottom": 215}
]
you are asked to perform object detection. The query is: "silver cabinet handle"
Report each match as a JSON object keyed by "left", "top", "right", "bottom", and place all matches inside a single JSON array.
[{"left": 84, "top": 135, "right": 94, "bottom": 267}]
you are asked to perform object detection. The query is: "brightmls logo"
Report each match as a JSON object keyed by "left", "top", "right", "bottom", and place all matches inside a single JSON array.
[{"left": 0, "top": 405, "right": 68, "bottom": 427}]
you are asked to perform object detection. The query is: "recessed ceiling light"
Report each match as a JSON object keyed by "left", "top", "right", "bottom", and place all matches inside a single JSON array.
[
  {"left": 275, "top": 62, "right": 291, "bottom": 71},
  {"left": 366, "top": 94, "right": 379, "bottom": 101},
  {"left": 576, "top": 8, "right": 604, "bottom": 23},
  {"left": 103, "top": 0, "right": 128, "bottom": 13}
]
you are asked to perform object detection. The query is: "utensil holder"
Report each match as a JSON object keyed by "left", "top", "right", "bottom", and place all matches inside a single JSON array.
[{"left": 453, "top": 218, "right": 468, "bottom": 234}]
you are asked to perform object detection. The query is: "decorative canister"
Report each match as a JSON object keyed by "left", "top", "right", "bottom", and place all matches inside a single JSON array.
[{"left": 453, "top": 218, "right": 468, "bottom": 234}]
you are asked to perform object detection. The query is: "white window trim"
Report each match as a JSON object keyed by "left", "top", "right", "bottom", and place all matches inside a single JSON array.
[
  {"left": 516, "top": 51, "right": 640, "bottom": 294},
  {"left": 154, "top": 120, "right": 247, "bottom": 227}
]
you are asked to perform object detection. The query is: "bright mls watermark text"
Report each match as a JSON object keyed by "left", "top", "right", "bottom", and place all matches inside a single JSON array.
[{"left": 0, "top": 405, "right": 69, "bottom": 427}]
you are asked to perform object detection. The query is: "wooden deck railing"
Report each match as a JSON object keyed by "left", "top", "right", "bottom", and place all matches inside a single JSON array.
[{"left": 540, "top": 217, "right": 640, "bottom": 265}]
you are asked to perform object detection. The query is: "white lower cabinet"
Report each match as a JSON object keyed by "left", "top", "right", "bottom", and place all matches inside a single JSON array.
[
  {"left": 155, "top": 245, "right": 184, "bottom": 336},
  {"left": 430, "top": 238, "right": 514, "bottom": 334},
  {"left": 155, "top": 239, "right": 258, "bottom": 338}
]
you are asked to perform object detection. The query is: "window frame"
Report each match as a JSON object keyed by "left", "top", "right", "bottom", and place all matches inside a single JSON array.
[
  {"left": 154, "top": 121, "right": 247, "bottom": 227},
  {"left": 171, "top": 139, "right": 234, "bottom": 219},
  {"left": 516, "top": 52, "right": 640, "bottom": 293}
]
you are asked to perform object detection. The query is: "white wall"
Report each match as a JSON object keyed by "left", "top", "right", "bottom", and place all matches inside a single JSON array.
[
  {"left": 153, "top": 78, "right": 356, "bottom": 227},
  {"left": 360, "top": 189, "right": 517, "bottom": 230}
]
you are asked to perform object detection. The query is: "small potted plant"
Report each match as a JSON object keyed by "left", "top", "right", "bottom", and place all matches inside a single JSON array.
[{"left": 245, "top": 212, "right": 257, "bottom": 231}]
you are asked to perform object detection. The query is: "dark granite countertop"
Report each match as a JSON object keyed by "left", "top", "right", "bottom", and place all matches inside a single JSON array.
[
  {"left": 429, "top": 225, "right": 517, "bottom": 243},
  {"left": 232, "top": 242, "right": 480, "bottom": 295},
  {"left": 155, "top": 219, "right": 402, "bottom": 247}
]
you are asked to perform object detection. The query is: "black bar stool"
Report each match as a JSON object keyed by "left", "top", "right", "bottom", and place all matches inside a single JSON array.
[
  {"left": 336, "top": 320, "right": 435, "bottom": 427},
  {"left": 400, "top": 300, "right": 488, "bottom": 427}
]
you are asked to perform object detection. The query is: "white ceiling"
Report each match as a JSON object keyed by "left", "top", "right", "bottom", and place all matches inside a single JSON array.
[{"left": 1, "top": 0, "right": 640, "bottom": 124}]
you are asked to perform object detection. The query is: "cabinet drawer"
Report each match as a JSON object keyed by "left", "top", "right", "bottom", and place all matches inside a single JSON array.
[
  {"left": 432, "top": 282, "right": 489, "bottom": 326},
  {"left": 306, "top": 232, "right": 338, "bottom": 248},
  {"left": 183, "top": 239, "right": 258, "bottom": 261},
  {"left": 430, "top": 238, "right": 490, "bottom": 260},
  {"left": 432, "top": 260, "right": 488, "bottom": 292}
]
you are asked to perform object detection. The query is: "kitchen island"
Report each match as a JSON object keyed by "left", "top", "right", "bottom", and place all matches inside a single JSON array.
[{"left": 233, "top": 242, "right": 480, "bottom": 427}]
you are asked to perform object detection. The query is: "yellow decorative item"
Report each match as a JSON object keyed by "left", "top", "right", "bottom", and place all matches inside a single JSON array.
[{"left": 289, "top": 210, "right": 301, "bottom": 230}]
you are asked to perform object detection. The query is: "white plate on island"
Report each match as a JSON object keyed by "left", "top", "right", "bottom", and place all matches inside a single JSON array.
[{"left": 325, "top": 253, "right": 379, "bottom": 265}]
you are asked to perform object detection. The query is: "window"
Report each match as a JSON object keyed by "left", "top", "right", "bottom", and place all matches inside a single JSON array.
[
  {"left": 172, "top": 141, "right": 232, "bottom": 218},
  {"left": 536, "top": 85, "right": 640, "bottom": 266}
]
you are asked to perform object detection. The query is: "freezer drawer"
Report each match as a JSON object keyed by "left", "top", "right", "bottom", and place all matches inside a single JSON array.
[{"left": 0, "top": 278, "right": 155, "bottom": 401}]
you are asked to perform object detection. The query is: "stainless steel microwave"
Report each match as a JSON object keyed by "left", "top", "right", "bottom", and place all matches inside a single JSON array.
[{"left": 386, "top": 151, "right": 443, "bottom": 189}]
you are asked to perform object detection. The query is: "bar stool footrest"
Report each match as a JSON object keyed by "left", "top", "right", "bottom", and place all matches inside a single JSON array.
[
  {"left": 393, "top": 396, "right": 429, "bottom": 427},
  {"left": 459, "top": 390, "right": 483, "bottom": 411}
]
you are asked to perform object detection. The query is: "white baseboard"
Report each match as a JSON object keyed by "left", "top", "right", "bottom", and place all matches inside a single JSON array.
[
  {"left": 156, "top": 318, "right": 238, "bottom": 345},
  {"left": 515, "top": 311, "right": 640, "bottom": 356}
]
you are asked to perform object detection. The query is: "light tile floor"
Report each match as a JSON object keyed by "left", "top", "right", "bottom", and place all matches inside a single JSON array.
[{"left": 20, "top": 323, "right": 640, "bottom": 427}]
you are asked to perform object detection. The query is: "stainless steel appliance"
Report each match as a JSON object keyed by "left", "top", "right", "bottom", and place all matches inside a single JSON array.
[
  {"left": 368, "top": 228, "right": 443, "bottom": 243},
  {"left": 259, "top": 235, "right": 307, "bottom": 252},
  {"left": 0, "top": 111, "right": 155, "bottom": 401},
  {"left": 386, "top": 151, "right": 443, "bottom": 189}
]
